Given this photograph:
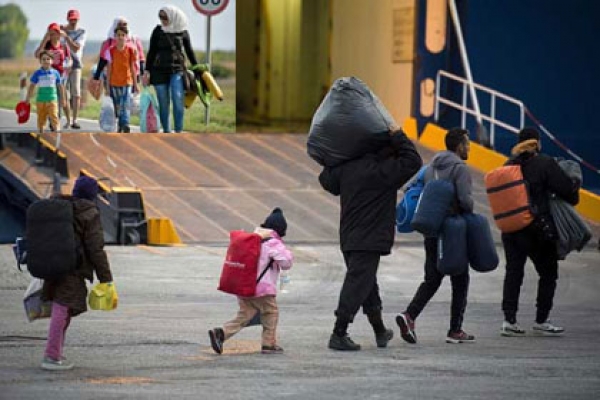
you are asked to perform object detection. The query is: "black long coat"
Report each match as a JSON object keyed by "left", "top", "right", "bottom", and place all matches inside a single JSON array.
[{"left": 319, "top": 132, "right": 422, "bottom": 254}]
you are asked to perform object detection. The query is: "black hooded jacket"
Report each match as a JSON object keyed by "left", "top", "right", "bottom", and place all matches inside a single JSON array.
[
  {"left": 510, "top": 141, "right": 579, "bottom": 217},
  {"left": 319, "top": 132, "right": 422, "bottom": 254}
]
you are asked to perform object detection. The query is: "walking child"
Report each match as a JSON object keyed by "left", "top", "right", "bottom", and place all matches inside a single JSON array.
[
  {"left": 25, "top": 50, "right": 66, "bottom": 133},
  {"left": 106, "top": 25, "right": 138, "bottom": 133},
  {"left": 209, "top": 208, "right": 293, "bottom": 355},
  {"left": 34, "top": 23, "right": 71, "bottom": 129},
  {"left": 41, "top": 176, "right": 114, "bottom": 370}
]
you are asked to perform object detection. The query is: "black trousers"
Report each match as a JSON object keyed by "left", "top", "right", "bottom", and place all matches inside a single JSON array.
[
  {"left": 406, "top": 237, "right": 470, "bottom": 333},
  {"left": 501, "top": 227, "right": 559, "bottom": 324},
  {"left": 335, "top": 251, "right": 382, "bottom": 322}
]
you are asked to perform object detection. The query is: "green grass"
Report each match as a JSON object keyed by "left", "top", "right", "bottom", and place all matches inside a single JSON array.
[{"left": 0, "top": 59, "right": 235, "bottom": 133}]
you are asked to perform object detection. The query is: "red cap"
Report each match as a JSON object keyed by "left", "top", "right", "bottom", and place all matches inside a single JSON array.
[
  {"left": 47, "top": 23, "right": 60, "bottom": 32},
  {"left": 15, "top": 101, "right": 31, "bottom": 124},
  {"left": 67, "top": 9, "right": 80, "bottom": 20}
]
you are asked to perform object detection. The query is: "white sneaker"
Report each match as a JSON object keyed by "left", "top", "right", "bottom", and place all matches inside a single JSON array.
[
  {"left": 501, "top": 321, "right": 526, "bottom": 337},
  {"left": 532, "top": 321, "right": 564, "bottom": 336},
  {"left": 41, "top": 356, "right": 74, "bottom": 371}
]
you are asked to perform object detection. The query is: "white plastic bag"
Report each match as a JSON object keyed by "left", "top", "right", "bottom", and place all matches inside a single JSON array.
[
  {"left": 130, "top": 92, "right": 141, "bottom": 116},
  {"left": 99, "top": 95, "right": 117, "bottom": 132},
  {"left": 23, "top": 278, "right": 52, "bottom": 322}
]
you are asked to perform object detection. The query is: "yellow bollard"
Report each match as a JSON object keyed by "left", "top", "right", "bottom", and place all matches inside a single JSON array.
[{"left": 146, "top": 217, "right": 182, "bottom": 245}]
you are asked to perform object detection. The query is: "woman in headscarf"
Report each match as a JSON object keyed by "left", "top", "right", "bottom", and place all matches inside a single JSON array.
[
  {"left": 143, "top": 5, "right": 198, "bottom": 133},
  {"left": 89, "top": 17, "right": 145, "bottom": 96}
]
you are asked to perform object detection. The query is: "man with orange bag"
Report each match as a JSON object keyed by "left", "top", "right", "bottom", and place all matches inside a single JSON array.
[{"left": 500, "top": 128, "right": 580, "bottom": 337}]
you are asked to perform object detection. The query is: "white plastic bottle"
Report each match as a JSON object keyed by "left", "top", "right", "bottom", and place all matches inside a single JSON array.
[{"left": 279, "top": 271, "right": 291, "bottom": 294}]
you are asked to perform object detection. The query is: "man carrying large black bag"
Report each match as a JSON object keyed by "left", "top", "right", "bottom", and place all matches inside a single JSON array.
[
  {"left": 396, "top": 128, "right": 476, "bottom": 345},
  {"left": 319, "top": 129, "right": 422, "bottom": 351}
]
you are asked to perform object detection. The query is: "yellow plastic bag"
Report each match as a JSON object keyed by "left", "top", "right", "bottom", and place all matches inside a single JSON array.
[{"left": 88, "top": 283, "right": 118, "bottom": 311}]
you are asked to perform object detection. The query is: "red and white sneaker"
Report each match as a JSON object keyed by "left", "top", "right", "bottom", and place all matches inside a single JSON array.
[{"left": 396, "top": 312, "right": 417, "bottom": 344}]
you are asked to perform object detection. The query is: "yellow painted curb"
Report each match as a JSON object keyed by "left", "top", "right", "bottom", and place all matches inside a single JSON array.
[
  {"left": 418, "top": 122, "right": 446, "bottom": 151},
  {"left": 576, "top": 191, "right": 600, "bottom": 223},
  {"left": 418, "top": 122, "right": 600, "bottom": 223},
  {"left": 402, "top": 117, "right": 419, "bottom": 141}
]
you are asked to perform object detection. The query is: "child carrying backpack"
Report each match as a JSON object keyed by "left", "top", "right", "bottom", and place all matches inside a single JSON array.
[
  {"left": 209, "top": 208, "right": 293, "bottom": 355},
  {"left": 38, "top": 176, "right": 114, "bottom": 371}
]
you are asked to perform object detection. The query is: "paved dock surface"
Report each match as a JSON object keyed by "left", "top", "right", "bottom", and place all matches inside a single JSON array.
[{"left": 1, "top": 243, "right": 599, "bottom": 399}]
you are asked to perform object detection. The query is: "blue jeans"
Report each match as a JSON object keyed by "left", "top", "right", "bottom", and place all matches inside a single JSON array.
[
  {"left": 109, "top": 86, "right": 132, "bottom": 130},
  {"left": 153, "top": 73, "right": 184, "bottom": 133}
]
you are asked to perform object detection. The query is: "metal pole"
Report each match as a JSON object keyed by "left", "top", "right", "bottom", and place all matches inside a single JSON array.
[
  {"left": 461, "top": 82, "right": 467, "bottom": 128},
  {"left": 434, "top": 72, "right": 440, "bottom": 121},
  {"left": 448, "top": 0, "right": 489, "bottom": 146},
  {"left": 204, "top": 15, "right": 212, "bottom": 126}
]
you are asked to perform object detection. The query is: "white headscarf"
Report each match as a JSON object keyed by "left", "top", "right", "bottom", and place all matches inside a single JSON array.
[
  {"left": 160, "top": 5, "right": 188, "bottom": 33},
  {"left": 107, "top": 16, "right": 130, "bottom": 39}
]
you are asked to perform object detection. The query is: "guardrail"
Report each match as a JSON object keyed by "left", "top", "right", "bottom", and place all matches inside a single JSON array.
[{"left": 434, "top": 70, "right": 525, "bottom": 148}]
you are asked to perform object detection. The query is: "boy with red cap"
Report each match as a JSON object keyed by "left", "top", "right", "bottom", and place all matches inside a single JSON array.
[
  {"left": 25, "top": 50, "right": 66, "bottom": 133},
  {"left": 34, "top": 23, "right": 71, "bottom": 129}
]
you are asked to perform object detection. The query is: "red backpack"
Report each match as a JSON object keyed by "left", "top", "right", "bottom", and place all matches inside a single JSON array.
[{"left": 218, "top": 231, "right": 272, "bottom": 297}]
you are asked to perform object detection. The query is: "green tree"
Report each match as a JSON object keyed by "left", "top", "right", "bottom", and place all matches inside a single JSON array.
[{"left": 0, "top": 3, "right": 29, "bottom": 59}]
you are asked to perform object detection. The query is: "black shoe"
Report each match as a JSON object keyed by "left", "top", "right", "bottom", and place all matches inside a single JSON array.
[
  {"left": 208, "top": 328, "right": 224, "bottom": 354},
  {"left": 375, "top": 328, "right": 394, "bottom": 348},
  {"left": 261, "top": 345, "right": 284, "bottom": 354},
  {"left": 71, "top": 122, "right": 81, "bottom": 129},
  {"left": 122, "top": 125, "right": 130, "bottom": 133},
  {"left": 328, "top": 333, "right": 361, "bottom": 351}
]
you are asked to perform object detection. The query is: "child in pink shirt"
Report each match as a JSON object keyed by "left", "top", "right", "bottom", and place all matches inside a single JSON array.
[{"left": 209, "top": 208, "right": 293, "bottom": 354}]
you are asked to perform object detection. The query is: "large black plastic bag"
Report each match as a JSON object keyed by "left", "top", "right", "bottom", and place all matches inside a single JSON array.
[
  {"left": 307, "top": 77, "right": 396, "bottom": 166},
  {"left": 549, "top": 194, "right": 592, "bottom": 260}
]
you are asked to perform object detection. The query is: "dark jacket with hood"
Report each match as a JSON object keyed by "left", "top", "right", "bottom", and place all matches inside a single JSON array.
[
  {"left": 424, "top": 150, "right": 474, "bottom": 214},
  {"left": 146, "top": 26, "right": 198, "bottom": 85},
  {"left": 319, "top": 132, "right": 422, "bottom": 254},
  {"left": 508, "top": 140, "right": 579, "bottom": 219},
  {"left": 43, "top": 196, "right": 113, "bottom": 316}
]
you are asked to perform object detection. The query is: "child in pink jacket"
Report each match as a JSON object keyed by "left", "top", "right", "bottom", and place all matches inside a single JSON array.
[{"left": 209, "top": 208, "right": 293, "bottom": 354}]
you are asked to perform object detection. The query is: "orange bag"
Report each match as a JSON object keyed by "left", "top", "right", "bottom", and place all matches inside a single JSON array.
[{"left": 485, "top": 165, "right": 534, "bottom": 233}]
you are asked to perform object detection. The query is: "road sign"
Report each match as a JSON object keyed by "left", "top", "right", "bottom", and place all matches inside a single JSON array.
[{"left": 191, "top": 0, "right": 230, "bottom": 16}]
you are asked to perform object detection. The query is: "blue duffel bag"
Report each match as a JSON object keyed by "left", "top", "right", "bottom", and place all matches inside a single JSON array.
[
  {"left": 411, "top": 178, "right": 455, "bottom": 237},
  {"left": 437, "top": 215, "right": 469, "bottom": 276},
  {"left": 464, "top": 213, "right": 499, "bottom": 272},
  {"left": 396, "top": 165, "right": 427, "bottom": 233}
]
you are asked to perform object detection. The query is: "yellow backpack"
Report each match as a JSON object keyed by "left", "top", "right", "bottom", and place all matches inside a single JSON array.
[{"left": 88, "top": 283, "right": 118, "bottom": 311}]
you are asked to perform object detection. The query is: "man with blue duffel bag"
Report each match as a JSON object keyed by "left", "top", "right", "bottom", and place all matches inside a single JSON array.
[{"left": 396, "top": 128, "right": 476, "bottom": 345}]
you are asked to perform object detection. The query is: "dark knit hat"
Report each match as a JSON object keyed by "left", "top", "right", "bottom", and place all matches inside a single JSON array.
[
  {"left": 518, "top": 127, "right": 540, "bottom": 143},
  {"left": 261, "top": 207, "right": 287, "bottom": 237},
  {"left": 72, "top": 176, "right": 99, "bottom": 201}
]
